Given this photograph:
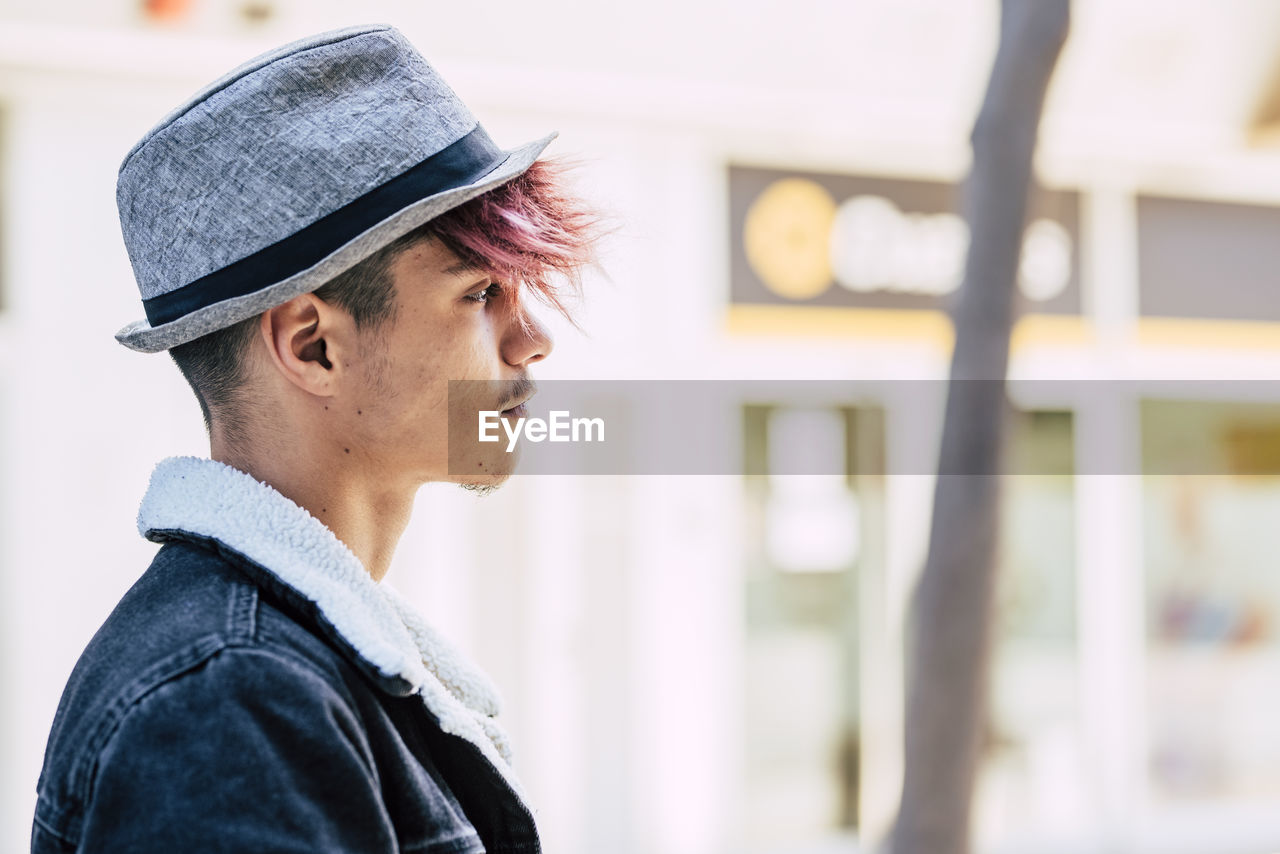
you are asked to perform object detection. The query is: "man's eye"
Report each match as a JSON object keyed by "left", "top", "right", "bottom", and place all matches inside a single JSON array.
[{"left": 466, "top": 282, "right": 503, "bottom": 304}]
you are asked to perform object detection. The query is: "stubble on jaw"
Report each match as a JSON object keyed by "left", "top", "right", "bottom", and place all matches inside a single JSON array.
[{"left": 356, "top": 327, "right": 396, "bottom": 402}]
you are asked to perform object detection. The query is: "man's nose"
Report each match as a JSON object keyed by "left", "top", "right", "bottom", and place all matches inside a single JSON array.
[{"left": 502, "top": 309, "right": 554, "bottom": 367}]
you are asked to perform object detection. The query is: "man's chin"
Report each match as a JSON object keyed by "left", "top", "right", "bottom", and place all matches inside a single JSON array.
[
  {"left": 457, "top": 480, "right": 503, "bottom": 497},
  {"left": 451, "top": 459, "right": 517, "bottom": 495}
]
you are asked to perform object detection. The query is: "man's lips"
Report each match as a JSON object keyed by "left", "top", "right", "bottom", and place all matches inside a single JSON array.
[{"left": 499, "top": 387, "right": 535, "bottom": 416}]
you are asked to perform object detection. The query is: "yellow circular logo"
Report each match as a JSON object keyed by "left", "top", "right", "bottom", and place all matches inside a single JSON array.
[{"left": 743, "top": 178, "right": 836, "bottom": 300}]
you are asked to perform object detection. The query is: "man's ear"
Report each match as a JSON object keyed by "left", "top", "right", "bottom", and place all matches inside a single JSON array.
[{"left": 259, "top": 293, "right": 356, "bottom": 398}]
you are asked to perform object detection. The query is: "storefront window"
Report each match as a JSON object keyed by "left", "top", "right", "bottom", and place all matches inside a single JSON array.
[
  {"left": 741, "top": 403, "right": 882, "bottom": 853},
  {"left": 1142, "top": 400, "right": 1280, "bottom": 803}
]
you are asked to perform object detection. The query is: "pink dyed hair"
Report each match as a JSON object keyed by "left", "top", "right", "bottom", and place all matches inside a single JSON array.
[{"left": 422, "top": 156, "right": 611, "bottom": 330}]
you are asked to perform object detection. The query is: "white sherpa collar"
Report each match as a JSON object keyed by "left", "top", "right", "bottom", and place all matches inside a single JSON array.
[{"left": 137, "top": 455, "right": 530, "bottom": 804}]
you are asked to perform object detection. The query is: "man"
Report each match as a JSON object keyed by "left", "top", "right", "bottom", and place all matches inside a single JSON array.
[{"left": 32, "top": 24, "right": 603, "bottom": 853}]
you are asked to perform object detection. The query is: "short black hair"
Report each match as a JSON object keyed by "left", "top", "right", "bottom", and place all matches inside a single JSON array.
[{"left": 168, "top": 224, "right": 423, "bottom": 443}]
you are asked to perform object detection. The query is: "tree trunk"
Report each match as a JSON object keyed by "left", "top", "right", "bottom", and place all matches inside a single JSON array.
[{"left": 889, "top": 3, "right": 1070, "bottom": 854}]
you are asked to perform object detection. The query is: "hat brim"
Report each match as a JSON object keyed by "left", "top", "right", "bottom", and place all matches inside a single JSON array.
[{"left": 114, "top": 131, "right": 557, "bottom": 354}]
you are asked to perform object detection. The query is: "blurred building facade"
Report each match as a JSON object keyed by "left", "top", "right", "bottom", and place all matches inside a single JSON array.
[{"left": 5, "top": 1, "right": 1280, "bottom": 853}]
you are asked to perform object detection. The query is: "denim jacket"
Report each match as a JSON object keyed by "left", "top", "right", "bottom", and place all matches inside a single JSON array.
[{"left": 33, "top": 457, "right": 540, "bottom": 853}]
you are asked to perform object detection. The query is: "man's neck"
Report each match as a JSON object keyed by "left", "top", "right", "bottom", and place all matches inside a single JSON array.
[{"left": 211, "top": 439, "right": 414, "bottom": 583}]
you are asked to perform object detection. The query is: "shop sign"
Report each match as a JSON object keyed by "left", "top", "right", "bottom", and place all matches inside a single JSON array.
[{"left": 729, "top": 165, "right": 1081, "bottom": 315}]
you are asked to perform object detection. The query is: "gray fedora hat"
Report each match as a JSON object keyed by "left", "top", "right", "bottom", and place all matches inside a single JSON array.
[{"left": 115, "top": 24, "right": 556, "bottom": 353}]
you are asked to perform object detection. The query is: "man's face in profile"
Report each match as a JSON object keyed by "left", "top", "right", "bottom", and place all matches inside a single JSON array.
[{"left": 340, "top": 236, "right": 552, "bottom": 491}]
